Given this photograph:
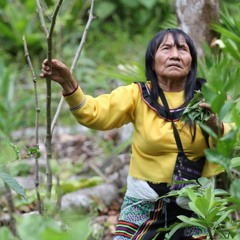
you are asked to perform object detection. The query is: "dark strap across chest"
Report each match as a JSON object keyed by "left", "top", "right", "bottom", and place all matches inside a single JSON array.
[{"left": 136, "top": 82, "right": 186, "bottom": 121}]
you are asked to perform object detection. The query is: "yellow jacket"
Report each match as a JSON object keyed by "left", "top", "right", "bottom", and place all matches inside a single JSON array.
[{"left": 64, "top": 82, "right": 230, "bottom": 183}]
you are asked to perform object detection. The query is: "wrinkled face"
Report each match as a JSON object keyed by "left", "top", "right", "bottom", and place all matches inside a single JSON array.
[{"left": 154, "top": 33, "right": 192, "bottom": 83}]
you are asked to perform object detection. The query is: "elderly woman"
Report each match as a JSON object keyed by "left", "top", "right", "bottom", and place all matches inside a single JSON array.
[{"left": 41, "top": 28, "right": 228, "bottom": 239}]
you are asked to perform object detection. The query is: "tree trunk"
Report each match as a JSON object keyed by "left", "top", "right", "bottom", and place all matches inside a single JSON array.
[{"left": 176, "top": 0, "right": 220, "bottom": 60}]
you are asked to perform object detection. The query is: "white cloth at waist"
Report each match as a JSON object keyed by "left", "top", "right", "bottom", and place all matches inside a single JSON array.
[{"left": 125, "top": 175, "right": 159, "bottom": 201}]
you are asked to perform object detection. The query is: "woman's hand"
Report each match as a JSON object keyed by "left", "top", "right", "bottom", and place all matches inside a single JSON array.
[
  {"left": 40, "top": 59, "right": 78, "bottom": 95},
  {"left": 199, "top": 102, "right": 223, "bottom": 136}
]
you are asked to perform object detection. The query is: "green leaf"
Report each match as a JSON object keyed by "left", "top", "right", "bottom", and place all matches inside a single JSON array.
[
  {"left": 0, "top": 141, "right": 18, "bottom": 165},
  {"left": 204, "top": 148, "right": 229, "bottom": 169},
  {"left": 0, "top": 227, "right": 17, "bottom": 240},
  {"left": 95, "top": 1, "right": 117, "bottom": 19},
  {"left": 65, "top": 218, "right": 91, "bottom": 240},
  {"left": 211, "top": 93, "right": 227, "bottom": 115},
  {"left": 0, "top": 172, "right": 27, "bottom": 200},
  {"left": 181, "top": 91, "right": 211, "bottom": 123},
  {"left": 183, "top": 187, "right": 198, "bottom": 202},
  {"left": 162, "top": 222, "right": 187, "bottom": 240},
  {"left": 139, "top": 0, "right": 156, "bottom": 9},
  {"left": 215, "top": 209, "right": 235, "bottom": 226},
  {"left": 204, "top": 187, "right": 215, "bottom": 210},
  {"left": 41, "top": 228, "right": 68, "bottom": 240},
  {"left": 17, "top": 215, "right": 61, "bottom": 240},
  {"left": 230, "top": 179, "right": 240, "bottom": 199},
  {"left": 205, "top": 207, "right": 221, "bottom": 225},
  {"left": 194, "top": 197, "right": 210, "bottom": 217},
  {"left": 177, "top": 216, "right": 205, "bottom": 228},
  {"left": 230, "top": 157, "right": 240, "bottom": 168},
  {"left": 219, "top": 100, "right": 235, "bottom": 121},
  {"left": 188, "top": 201, "right": 205, "bottom": 218}
]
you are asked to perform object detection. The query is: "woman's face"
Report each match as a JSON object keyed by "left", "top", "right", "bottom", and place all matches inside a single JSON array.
[{"left": 154, "top": 33, "right": 192, "bottom": 84}]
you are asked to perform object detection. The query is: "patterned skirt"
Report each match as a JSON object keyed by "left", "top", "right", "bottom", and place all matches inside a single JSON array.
[{"left": 114, "top": 196, "right": 206, "bottom": 240}]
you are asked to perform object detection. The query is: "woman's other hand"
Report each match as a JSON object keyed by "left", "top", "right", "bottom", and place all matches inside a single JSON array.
[
  {"left": 40, "top": 59, "right": 78, "bottom": 95},
  {"left": 199, "top": 102, "right": 223, "bottom": 135}
]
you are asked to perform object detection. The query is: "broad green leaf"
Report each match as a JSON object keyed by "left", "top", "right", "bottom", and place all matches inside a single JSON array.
[
  {"left": 177, "top": 216, "right": 205, "bottom": 228},
  {"left": 211, "top": 93, "right": 226, "bottom": 114},
  {"left": 0, "top": 172, "right": 27, "bottom": 200},
  {"left": 216, "top": 140, "right": 233, "bottom": 158},
  {"left": 194, "top": 197, "right": 210, "bottom": 216},
  {"left": 188, "top": 201, "right": 205, "bottom": 218},
  {"left": 204, "top": 187, "right": 215, "bottom": 210}
]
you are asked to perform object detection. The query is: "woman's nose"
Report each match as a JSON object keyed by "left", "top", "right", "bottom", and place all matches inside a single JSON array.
[{"left": 170, "top": 46, "right": 180, "bottom": 58}]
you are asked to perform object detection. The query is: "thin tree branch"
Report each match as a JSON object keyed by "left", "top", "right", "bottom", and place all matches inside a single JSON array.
[
  {"left": 4, "top": 183, "right": 18, "bottom": 237},
  {"left": 48, "top": 0, "right": 63, "bottom": 39},
  {"left": 51, "top": 0, "right": 96, "bottom": 133},
  {"left": 45, "top": 0, "right": 64, "bottom": 199},
  {"left": 23, "top": 35, "right": 43, "bottom": 215},
  {"left": 88, "top": 161, "right": 109, "bottom": 182},
  {"left": 35, "top": 0, "right": 48, "bottom": 37}
]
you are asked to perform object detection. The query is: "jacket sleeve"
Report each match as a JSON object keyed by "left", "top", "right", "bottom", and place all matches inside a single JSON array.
[{"left": 64, "top": 83, "right": 139, "bottom": 130}]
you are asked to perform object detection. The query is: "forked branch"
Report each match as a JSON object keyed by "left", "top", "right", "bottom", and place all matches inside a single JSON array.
[{"left": 51, "top": 0, "right": 96, "bottom": 133}]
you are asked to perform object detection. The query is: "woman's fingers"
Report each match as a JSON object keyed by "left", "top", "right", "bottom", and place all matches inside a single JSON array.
[{"left": 198, "top": 102, "right": 210, "bottom": 109}]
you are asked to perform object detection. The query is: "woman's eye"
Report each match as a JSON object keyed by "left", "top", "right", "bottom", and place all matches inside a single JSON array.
[
  {"left": 162, "top": 46, "right": 170, "bottom": 50},
  {"left": 179, "top": 46, "right": 188, "bottom": 52}
]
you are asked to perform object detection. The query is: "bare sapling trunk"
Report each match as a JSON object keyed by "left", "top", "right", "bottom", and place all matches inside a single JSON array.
[
  {"left": 36, "top": 0, "right": 63, "bottom": 200},
  {"left": 23, "top": 35, "right": 43, "bottom": 214}
]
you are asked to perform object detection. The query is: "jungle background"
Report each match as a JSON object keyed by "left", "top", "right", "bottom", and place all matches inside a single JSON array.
[{"left": 0, "top": 0, "right": 240, "bottom": 239}]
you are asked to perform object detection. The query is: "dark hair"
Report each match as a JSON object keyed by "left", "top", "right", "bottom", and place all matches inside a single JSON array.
[{"left": 145, "top": 28, "right": 198, "bottom": 107}]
